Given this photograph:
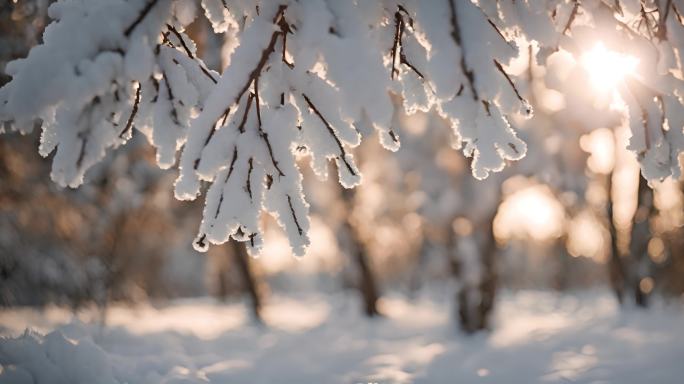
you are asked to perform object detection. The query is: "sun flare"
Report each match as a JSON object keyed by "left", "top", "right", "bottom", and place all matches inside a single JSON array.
[{"left": 581, "top": 42, "right": 639, "bottom": 91}]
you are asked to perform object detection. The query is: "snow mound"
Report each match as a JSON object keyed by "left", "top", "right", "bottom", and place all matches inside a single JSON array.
[{"left": 0, "top": 325, "right": 116, "bottom": 384}]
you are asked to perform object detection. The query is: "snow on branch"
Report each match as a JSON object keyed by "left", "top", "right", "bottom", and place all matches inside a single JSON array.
[
  {"left": 1, "top": 0, "right": 683, "bottom": 255},
  {"left": 512, "top": 0, "right": 684, "bottom": 181}
]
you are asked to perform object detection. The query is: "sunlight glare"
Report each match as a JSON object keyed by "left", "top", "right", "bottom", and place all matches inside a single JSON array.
[
  {"left": 579, "top": 128, "right": 615, "bottom": 175},
  {"left": 495, "top": 184, "right": 565, "bottom": 242},
  {"left": 581, "top": 43, "right": 639, "bottom": 92}
]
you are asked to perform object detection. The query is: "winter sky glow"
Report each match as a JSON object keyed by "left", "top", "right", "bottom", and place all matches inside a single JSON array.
[{"left": 581, "top": 42, "right": 639, "bottom": 92}]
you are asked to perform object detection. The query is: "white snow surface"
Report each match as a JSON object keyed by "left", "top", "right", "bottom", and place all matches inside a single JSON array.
[{"left": 1, "top": 290, "right": 683, "bottom": 383}]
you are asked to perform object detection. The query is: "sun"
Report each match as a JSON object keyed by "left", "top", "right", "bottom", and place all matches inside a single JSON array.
[{"left": 580, "top": 42, "right": 639, "bottom": 92}]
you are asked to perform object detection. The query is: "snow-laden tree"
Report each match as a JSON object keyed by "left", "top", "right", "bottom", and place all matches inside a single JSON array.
[{"left": 1, "top": 0, "right": 683, "bottom": 256}]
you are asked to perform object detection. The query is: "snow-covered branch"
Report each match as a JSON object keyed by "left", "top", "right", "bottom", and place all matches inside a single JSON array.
[{"left": 1, "top": 0, "right": 683, "bottom": 255}]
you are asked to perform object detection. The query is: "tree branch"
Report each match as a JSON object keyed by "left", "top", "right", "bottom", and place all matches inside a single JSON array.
[
  {"left": 193, "top": 107, "right": 230, "bottom": 170},
  {"left": 245, "top": 157, "right": 254, "bottom": 201},
  {"left": 448, "top": 0, "right": 478, "bottom": 100},
  {"left": 391, "top": 10, "right": 404, "bottom": 79},
  {"left": 302, "top": 93, "right": 356, "bottom": 176},
  {"left": 166, "top": 24, "right": 218, "bottom": 83},
  {"left": 400, "top": 52, "right": 424, "bottom": 79},
  {"left": 390, "top": 6, "right": 424, "bottom": 81},
  {"left": 493, "top": 59, "right": 528, "bottom": 109},
  {"left": 656, "top": 0, "right": 673, "bottom": 40},
  {"left": 563, "top": 0, "right": 580, "bottom": 36},
  {"left": 213, "top": 146, "right": 239, "bottom": 220},
  {"left": 119, "top": 82, "right": 141, "bottom": 138},
  {"left": 237, "top": 93, "right": 255, "bottom": 134},
  {"left": 287, "top": 194, "right": 303, "bottom": 236},
  {"left": 124, "top": 0, "right": 159, "bottom": 37},
  {"left": 231, "top": 5, "right": 288, "bottom": 114},
  {"left": 161, "top": 74, "right": 180, "bottom": 125}
]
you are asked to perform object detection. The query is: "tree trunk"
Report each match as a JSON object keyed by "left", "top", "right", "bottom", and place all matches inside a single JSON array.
[
  {"left": 216, "top": 263, "right": 230, "bottom": 302},
  {"left": 340, "top": 188, "right": 381, "bottom": 317},
  {"left": 352, "top": 230, "right": 381, "bottom": 316},
  {"left": 453, "top": 211, "right": 498, "bottom": 334},
  {"left": 629, "top": 175, "right": 655, "bottom": 308},
  {"left": 476, "top": 213, "right": 498, "bottom": 331},
  {"left": 553, "top": 234, "right": 571, "bottom": 291},
  {"left": 606, "top": 171, "right": 626, "bottom": 305},
  {"left": 230, "top": 240, "right": 264, "bottom": 322}
]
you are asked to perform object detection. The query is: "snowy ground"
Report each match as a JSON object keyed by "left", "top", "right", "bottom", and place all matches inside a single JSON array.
[{"left": 1, "top": 289, "right": 683, "bottom": 384}]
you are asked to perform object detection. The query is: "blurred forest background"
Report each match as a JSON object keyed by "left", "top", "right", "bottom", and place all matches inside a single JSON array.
[{"left": 1, "top": 0, "right": 683, "bottom": 335}]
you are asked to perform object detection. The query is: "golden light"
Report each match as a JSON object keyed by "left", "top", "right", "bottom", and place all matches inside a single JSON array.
[
  {"left": 648, "top": 237, "right": 667, "bottom": 264},
  {"left": 495, "top": 184, "right": 565, "bottom": 242},
  {"left": 567, "top": 210, "right": 607, "bottom": 262},
  {"left": 639, "top": 277, "right": 655, "bottom": 295},
  {"left": 579, "top": 127, "right": 615, "bottom": 174},
  {"left": 452, "top": 217, "right": 473, "bottom": 237},
  {"left": 581, "top": 42, "right": 639, "bottom": 92}
]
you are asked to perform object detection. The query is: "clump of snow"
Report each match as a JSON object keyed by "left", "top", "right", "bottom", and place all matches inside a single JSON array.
[{"left": 0, "top": 328, "right": 117, "bottom": 384}]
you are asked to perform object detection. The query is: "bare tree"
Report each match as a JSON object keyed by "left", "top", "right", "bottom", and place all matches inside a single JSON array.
[
  {"left": 230, "top": 240, "right": 265, "bottom": 322},
  {"left": 457, "top": 208, "right": 498, "bottom": 333},
  {"left": 628, "top": 175, "right": 656, "bottom": 307},
  {"left": 339, "top": 187, "right": 381, "bottom": 317},
  {"left": 606, "top": 170, "right": 627, "bottom": 304}
]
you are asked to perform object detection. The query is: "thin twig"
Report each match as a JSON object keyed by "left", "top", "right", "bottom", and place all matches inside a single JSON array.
[
  {"left": 237, "top": 93, "right": 255, "bottom": 134},
  {"left": 448, "top": 0, "right": 478, "bottom": 100},
  {"left": 563, "top": 0, "right": 580, "bottom": 35},
  {"left": 287, "top": 194, "right": 303, "bottom": 236},
  {"left": 125, "top": 0, "right": 159, "bottom": 37},
  {"left": 493, "top": 59, "right": 527, "bottom": 105},
  {"left": 254, "top": 77, "right": 285, "bottom": 177},
  {"left": 212, "top": 146, "right": 239, "bottom": 219},
  {"left": 119, "top": 82, "right": 141, "bottom": 138},
  {"left": 245, "top": 157, "right": 254, "bottom": 201},
  {"left": 166, "top": 24, "right": 218, "bottom": 83},
  {"left": 302, "top": 93, "right": 356, "bottom": 176}
]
